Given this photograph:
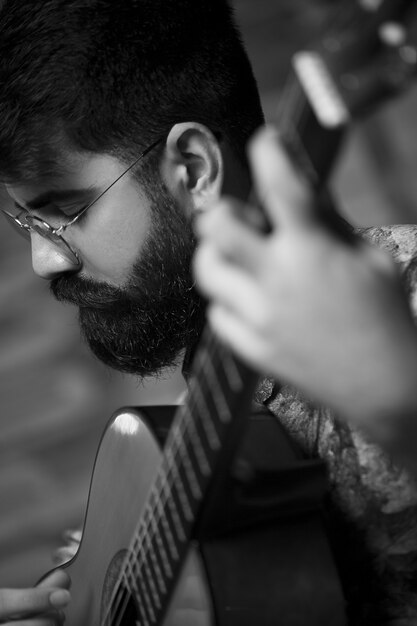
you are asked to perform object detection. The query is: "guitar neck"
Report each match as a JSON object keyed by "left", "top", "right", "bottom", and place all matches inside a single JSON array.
[
  {"left": 276, "top": 52, "right": 349, "bottom": 190},
  {"left": 276, "top": 0, "right": 417, "bottom": 190},
  {"left": 109, "top": 328, "right": 258, "bottom": 625}
]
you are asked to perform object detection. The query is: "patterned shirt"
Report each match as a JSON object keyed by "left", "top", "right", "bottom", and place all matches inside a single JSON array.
[{"left": 255, "top": 225, "right": 417, "bottom": 626}]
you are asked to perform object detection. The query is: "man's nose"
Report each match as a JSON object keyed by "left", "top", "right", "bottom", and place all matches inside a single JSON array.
[{"left": 31, "top": 232, "right": 79, "bottom": 280}]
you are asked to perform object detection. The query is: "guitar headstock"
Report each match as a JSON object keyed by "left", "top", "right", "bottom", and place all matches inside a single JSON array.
[
  {"left": 294, "top": 0, "right": 417, "bottom": 130},
  {"left": 276, "top": 0, "right": 417, "bottom": 185}
]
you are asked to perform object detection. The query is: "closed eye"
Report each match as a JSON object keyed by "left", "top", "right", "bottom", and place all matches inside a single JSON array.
[
  {"left": 14, "top": 202, "right": 29, "bottom": 214},
  {"left": 63, "top": 203, "right": 90, "bottom": 222},
  {"left": 19, "top": 202, "right": 87, "bottom": 221}
]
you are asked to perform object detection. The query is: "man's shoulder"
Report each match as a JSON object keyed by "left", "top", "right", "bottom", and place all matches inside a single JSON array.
[
  {"left": 257, "top": 377, "right": 417, "bottom": 517},
  {"left": 361, "top": 224, "right": 417, "bottom": 318},
  {"left": 359, "top": 224, "right": 417, "bottom": 264},
  {"left": 255, "top": 378, "right": 322, "bottom": 454},
  {"left": 253, "top": 224, "right": 417, "bottom": 621}
]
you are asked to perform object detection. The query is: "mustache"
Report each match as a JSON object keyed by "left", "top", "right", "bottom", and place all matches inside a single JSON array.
[{"left": 50, "top": 274, "right": 126, "bottom": 309}]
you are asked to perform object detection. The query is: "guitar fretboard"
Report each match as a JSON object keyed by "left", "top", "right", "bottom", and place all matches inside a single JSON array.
[{"left": 106, "top": 326, "right": 259, "bottom": 625}]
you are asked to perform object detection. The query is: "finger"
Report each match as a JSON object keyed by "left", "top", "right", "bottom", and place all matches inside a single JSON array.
[
  {"left": 194, "top": 242, "right": 267, "bottom": 327},
  {"left": 61, "top": 528, "right": 82, "bottom": 544},
  {"left": 248, "top": 126, "right": 313, "bottom": 230},
  {"left": 37, "top": 570, "right": 71, "bottom": 590},
  {"left": 52, "top": 548, "right": 76, "bottom": 566},
  {"left": 3, "top": 617, "right": 62, "bottom": 626},
  {"left": 207, "top": 304, "right": 271, "bottom": 374},
  {"left": 195, "top": 199, "right": 265, "bottom": 271},
  {"left": 3, "top": 609, "right": 65, "bottom": 625},
  {"left": 0, "top": 587, "right": 69, "bottom": 619}
]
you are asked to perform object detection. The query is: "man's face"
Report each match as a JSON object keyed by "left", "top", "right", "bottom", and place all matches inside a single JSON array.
[{"left": 5, "top": 150, "right": 205, "bottom": 377}]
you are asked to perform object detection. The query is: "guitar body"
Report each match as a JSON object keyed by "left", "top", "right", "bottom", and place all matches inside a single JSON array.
[
  {"left": 56, "top": 406, "right": 212, "bottom": 626},
  {"left": 55, "top": 405, "right": 345, "bottom": 626}
]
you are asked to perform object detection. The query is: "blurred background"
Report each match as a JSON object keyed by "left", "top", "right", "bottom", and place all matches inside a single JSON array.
[{"left": 1, "top": 0, "right": 417, "bottom": 587}]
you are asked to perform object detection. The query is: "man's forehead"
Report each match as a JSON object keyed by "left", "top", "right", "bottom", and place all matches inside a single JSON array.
[{"left": 5, "top": 152, "right": 126, "bottom": 206}]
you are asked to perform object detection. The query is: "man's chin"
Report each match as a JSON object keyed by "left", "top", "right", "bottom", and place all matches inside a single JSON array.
[
  {"left": 79, "top": 318, "right": 183, "bottom": 378},
  {"left": 85, "top": 341, "right": 182, "bottom": 378}
]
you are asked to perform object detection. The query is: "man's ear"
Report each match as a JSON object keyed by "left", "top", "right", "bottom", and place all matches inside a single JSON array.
[{"left": 162, "top": 122, "right": 223, "bottom": 215}]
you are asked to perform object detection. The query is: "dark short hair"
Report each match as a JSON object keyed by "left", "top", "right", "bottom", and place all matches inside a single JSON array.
[{"left": 0, "top": 0, "right": 264, "bottom": 182}]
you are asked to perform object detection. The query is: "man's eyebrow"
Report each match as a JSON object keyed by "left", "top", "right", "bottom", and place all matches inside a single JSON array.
[{"left": 23, "top": 187, "right": 101, "bottom": 210}]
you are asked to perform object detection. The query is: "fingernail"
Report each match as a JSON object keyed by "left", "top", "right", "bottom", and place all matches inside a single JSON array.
[{"left": 49, "top": 589, "right": 71, "bottom": 608}]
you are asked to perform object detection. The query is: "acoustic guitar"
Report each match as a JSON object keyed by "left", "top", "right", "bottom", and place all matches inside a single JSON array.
[{"left": 46, "top": 1, "right": 417, "bottom": 623}]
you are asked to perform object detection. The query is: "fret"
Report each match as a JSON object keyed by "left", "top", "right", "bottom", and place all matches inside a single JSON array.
[
  {"left": 182, "top": 407, "right": 211, "bottom": 476},
  {"left": 192, "top": 380, "right": 221, "bottom": 450},
  {"left": 164, "top": 446, "right": 193, "bottom": 525},
  {"left": 132, "top": 549, "right": 162, "bottom": 613},
  {"left": 144, "top": 515, "right": 169, "bottom": 592},
  {"left": 123, "top": 571, "right": 152, "bottom": 626},
  {"left": 187, "top": 379, "right": 210, "bottom": 430},
  {"left": 218, "top": 344, "right": 243, "bottom": 393},
  {"left": 137, "top": 574, "right": 156, "bottom": 624},
  {"left": 145, "top": 505, "right": 173, "bottom": 581},
  {"left": 130, "top": 541, "right": 165, "bottom": 602},
  {"left": 147, "top": 576, "right": 162, "bottom": 612},
  {"left": 200, "top": 352, "right": 232, "bottom": 424},
  {"left": 153, "top": 481, "right": 181, "bottom": 560},
  {"left": 176, "top": 429, "right": 202, "bottom": 500},
  {"left": 143, "top": 532, "right": 167, "bottom": 596},
  {"left": 143, "top": 486, "right": 177, "bottom": 571},
  {"left": 165, "top": 491, "right": 185, "bottom": 547},
  {"left": 125, "top": 556, "right": 158, "bottom": 623},
  {"left": 157, "top": 470, "right": 187, "bottom": 543}
]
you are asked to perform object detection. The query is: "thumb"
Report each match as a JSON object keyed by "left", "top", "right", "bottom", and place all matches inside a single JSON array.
[
  {"left": 248, "top": 126, "right": 315, "bottom": 230},
  {"left": 0, "top": 586, "right": 70, "bottom": 618}
]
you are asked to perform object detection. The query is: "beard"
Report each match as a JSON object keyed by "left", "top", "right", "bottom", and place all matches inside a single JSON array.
[{"left": 50, "top": 180, "right": 205, "bottom": 378}]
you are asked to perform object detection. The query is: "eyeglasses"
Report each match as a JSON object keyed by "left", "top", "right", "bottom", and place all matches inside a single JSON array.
[{"left": 0, "top": 137, "right": 163, "bottom": 267}]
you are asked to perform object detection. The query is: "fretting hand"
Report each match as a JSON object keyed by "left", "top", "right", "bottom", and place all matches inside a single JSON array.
[
  {"left": 0, "top": 569, "right": 70, "bottom": 625},
  {"left": 194, "top": 126, "right": 417, "bottom": 465}
]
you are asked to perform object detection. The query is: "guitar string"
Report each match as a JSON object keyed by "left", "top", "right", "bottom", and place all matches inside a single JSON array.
[
  {"left": 104, "top": 330, "right": 227, "bottom": 625},
  {"left": 107, "top": 492, "right": 167, "bottom": 625}
]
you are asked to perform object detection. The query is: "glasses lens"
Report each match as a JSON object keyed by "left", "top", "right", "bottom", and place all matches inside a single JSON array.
[
  {"left": 27, "top": 217, "right": 80, "bottom": 266},
  {"left": 1, "top": 209, "right": 31, "bottom": 240},
  {"left": 0, "top": 187, "right": 80, "bottom": 266}
]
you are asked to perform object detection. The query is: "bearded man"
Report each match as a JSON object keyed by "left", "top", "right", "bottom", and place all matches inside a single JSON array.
[{"left": 0, "top": 0, "right": 415, "bottom": 624}]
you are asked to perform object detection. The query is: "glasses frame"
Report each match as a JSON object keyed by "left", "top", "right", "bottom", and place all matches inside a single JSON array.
[{"left": 1, "top": 137, "right": 163, "bottom": 267}]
